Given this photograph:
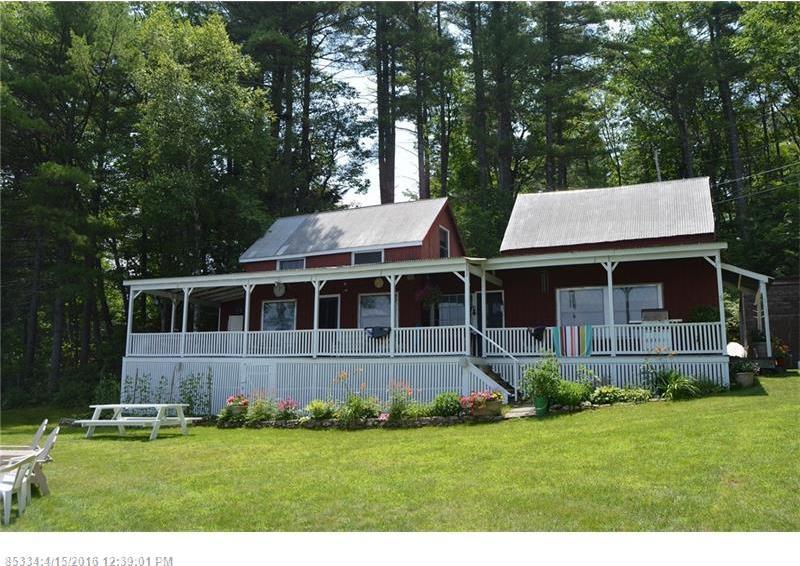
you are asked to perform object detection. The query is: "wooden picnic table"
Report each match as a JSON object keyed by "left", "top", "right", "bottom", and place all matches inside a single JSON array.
[{"left": 75, "top": 403, "right": 201, "bottom": 441}]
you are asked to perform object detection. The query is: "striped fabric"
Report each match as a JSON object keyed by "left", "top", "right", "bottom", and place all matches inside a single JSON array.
[{"left": 553, "top": 325, "right": 593, "bottom": 357}]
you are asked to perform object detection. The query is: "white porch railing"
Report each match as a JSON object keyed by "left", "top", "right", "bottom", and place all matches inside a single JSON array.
[
  {"left": 395, "top": 326, "right": 466, "bottom": 355},
  {"left": 318, "top": 328, "right": 390, "bottom": 356},
  {"left": 249, "top": 330, "right": 314, "bottom": 357},
  {"left": 485, "top": 322, "right": 724, "bottom": 356},
  {"left": 128, "top": 332, "right": 182, "bottom": 357},
  {"left": 185, "top": 331, "right": 245, "bottom": 356}
]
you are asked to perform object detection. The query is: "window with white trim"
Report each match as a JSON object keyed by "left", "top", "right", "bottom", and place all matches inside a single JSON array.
[
  {"left": 439, "top": 226, "right": 450, "bottom": 258},
  {"left": 430, "top": 294, "right": 464, "bottom": 326},
  {"left": 353, "top": 250, "right": 384, "bottom": 265},
  {"left": 278, "top": 258, "right": 305, "bottom": 271},
  {"left": 557, "top": 284, "right": 662, "bottom": 326},
  {"left": 261, "top": 300, "right": 296, "bottom": 331},
  {"left": 358, "top": 294, "right": 398, "bottom": 327}
]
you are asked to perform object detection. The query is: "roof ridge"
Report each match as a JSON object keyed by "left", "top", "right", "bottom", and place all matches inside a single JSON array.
[
  {"left": 273, "top": 197, "right": 448, "bottom": 222},
  {"left": 517, "top": 177, "right": 710, "bottom": 197}
]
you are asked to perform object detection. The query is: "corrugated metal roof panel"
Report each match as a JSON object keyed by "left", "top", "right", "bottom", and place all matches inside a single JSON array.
[
  {"left": 240, "top": 198, "right": 449, "bottom": 262},
  {"left": 500, "top": 177, "right": 715, "bottom": 252}
]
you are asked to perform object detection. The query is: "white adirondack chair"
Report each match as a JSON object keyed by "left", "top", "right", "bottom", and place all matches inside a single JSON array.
[
  {"left": 32, "top": 426, "right": 59, "bottom": 496},
  {"left": 30, "top": 419, "right": 48, "bottom": 450},
  {"left": 0, "top": 453, "right": 37, "bottom": 525}
]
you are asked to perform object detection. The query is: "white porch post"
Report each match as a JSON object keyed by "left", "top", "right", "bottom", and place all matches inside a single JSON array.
[
  {"left": 169, "top": 297, "right": 177, "bottom": 333},
  {"left": 603, "top": 260, "right": 617, "bottom": 357},
  {"left": 714, "top": 253, "right": 728, "bottom": 355},
  {"left": 389, "top": 275, "right": 399, "bottom": 357},
  {"left": 464, "top": 266, "right": 471, "bottom": 356},
  {"left": 125, "top": 289, "right": 141, "bottom": 356},
  {"left": 481, "top": 267, "right": 487, "bottom": 356},
  {"left": 243, "top": 284, "right": 253, "bottom": 357},
  {"left": 760, "top": 280, "right": 772, "bottom": 358},
  {"left": 312, "top": 280, "right": 325, "bottom": 358},
  {"left": 180, "top": 287, "right": 193, "bottom": 358}
]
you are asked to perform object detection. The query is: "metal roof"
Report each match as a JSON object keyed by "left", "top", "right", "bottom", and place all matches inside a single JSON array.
[
  {"left": 240, "top": 198, "right": 449, "bottom": 262},
  {"left": 500, "top": 177, "right": 716, "bottom": 252}
]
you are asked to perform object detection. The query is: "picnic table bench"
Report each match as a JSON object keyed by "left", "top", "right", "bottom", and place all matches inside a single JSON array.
[{"left": 75, "top": 404, "right": 202, "bottom": 441}]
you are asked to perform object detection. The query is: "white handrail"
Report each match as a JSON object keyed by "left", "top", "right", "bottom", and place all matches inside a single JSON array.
[{"left": 470, "top": 325, "right": 522, "bottom": 400}]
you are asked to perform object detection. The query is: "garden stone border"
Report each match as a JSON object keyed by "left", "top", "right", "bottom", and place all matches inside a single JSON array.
[{"left": 217, "top": 414, "right": 504, "bottom": 430}]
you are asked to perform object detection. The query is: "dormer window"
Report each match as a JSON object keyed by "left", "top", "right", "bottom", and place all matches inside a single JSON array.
[
  {"left": 278, "top": 258, "right": 305, "bottom": 271},
  {"left": 353, "top": 250, "right": 384, "bottom": 265},
  {"left": 439, "top": 226, "right": 450, "bottom": 258}
]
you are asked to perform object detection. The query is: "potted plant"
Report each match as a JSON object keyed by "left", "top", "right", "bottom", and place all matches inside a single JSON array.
[
  {"left": 730, "top": 359, "right": 759, "bottom": 388},
  {"left": 520, "top": 356, "right": 561, "bottom": 416},
  {"left": 772, "top": 336, "right": 790, "bottom": 369},
  {"left": 225, "top": 394, "right": 249, "bottom": 416},
  {"left": 460, "top": 390, "right": 503, "bottom": 417}
]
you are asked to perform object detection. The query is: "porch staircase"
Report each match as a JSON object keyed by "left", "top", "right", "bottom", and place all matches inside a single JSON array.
[{"left": 468, "top": 358, "right": 515, "bottom": 397}]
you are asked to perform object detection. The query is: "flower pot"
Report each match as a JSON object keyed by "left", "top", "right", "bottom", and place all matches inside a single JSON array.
[
  {"left": 735, "top": 372, "right": 754, "bottom": 388},
  {"left": 229, "top": 405, "right": 245, "bottom": 416},
  {"left": 776, "top": 357, "right": 786, "bottom": 369},
  {"left": 533, "top": 395, "right": 549, "bottom": 416},
  {"left": 472, "top": 398, "right": 502, "bottom": 417}
]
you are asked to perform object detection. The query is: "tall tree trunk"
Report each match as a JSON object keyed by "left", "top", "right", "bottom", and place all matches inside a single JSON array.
[
  {"left": 48, "top": 287, "right": 65, "bottom": 395},
  {"left": 79, "top": 252, "right": 94, "bottom": 365},
  {"left": 675, "top": 107, "right": 695, "bottom": 177},
  {"left": 492, "top": 3, "right": 513, "bottom": 194},
  {"left": 467, "top": 1, "right": 489, "bottom": 192},
  {"left": 542, "top": 2, "right": 559, "bottom": 191},
  {"left": 376, "top": 6, "right": 395, "bottom": 204},
  {"left": 414, "top": 3, "right": 431, "bottom": 199},
  {"left": 300, "top": 17, "right": 314, "bottom": 197},
  {"left": 709, "top": 13, "right": 747, "bottom": 239},
  {"left": 23, "top": 228, "right": 43, "bottom": 385},
  {"left": 436, "top": 2, "right": 450, "bottom": 197}
]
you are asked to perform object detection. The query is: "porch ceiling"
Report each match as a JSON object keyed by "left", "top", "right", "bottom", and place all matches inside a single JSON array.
[{"left": 125, "top": 257, "right": 496, "bottom": 302}]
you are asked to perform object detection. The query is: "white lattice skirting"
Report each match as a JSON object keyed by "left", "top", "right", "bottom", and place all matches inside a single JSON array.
[{"left": 121, "top": 356, "right": 505, "bottom": 414}]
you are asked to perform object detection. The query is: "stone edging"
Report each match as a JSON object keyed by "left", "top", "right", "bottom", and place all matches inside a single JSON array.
[{"left": 217, "top": 414, "right": 505, "bottom": 430}]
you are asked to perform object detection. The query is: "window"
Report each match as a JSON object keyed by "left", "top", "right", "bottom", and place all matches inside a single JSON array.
[
  {"left": 613, "top": 285, "right": 661, "bottom": 324},
  {"left": 557, "top": 284, "right": 662, "bottom": 326},
  {"left": 358, "top": 294, "right": 397, "bottom": 328},
  {"left": 439, "top": 226, "right": 450, "bottom": 258},
  {"left": 431, "top": 294, "right": 464, "bottom": 326},
  {"left": 278, "top": 258, "right": 305, "bottom": 271},
  {"left": 261, "top": 300, "right": 296, "bottom": 331},
  {"left": 353, "top": 250, "right": 384, "bottom": 265}
]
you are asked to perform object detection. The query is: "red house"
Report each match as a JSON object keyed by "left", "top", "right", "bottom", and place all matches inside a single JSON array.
[{"left": 121, "top": 178, "right": 774, "bottom": 411}]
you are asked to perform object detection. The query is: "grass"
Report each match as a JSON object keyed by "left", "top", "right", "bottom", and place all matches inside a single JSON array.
[{"left": 1, "top": 373, "right": 798, "bottom": 531}]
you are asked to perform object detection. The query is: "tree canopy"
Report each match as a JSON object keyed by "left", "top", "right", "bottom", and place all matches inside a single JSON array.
[{"left": 1, "top": 1, "right": 798, "bottom": 403}]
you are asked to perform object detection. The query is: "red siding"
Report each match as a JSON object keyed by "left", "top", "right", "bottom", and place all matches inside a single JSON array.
[
  {"left": 420, "top": 205, "right": 465, "bottom": 258},
  {"left": 500, "top": 257, "right": 718, "bottom": 327},
  {"left": 219, "top": 272, "right": 477, "bottom": 331}
]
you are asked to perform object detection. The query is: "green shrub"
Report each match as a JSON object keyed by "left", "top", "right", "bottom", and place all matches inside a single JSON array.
[
  {"left": 337, "top": 393, "right": 381, "bottom": 424},
  {"left": 405, "top": 403, "right": 433, "bottom": 418},
  {"left": 387, "top": 384, "right": 414, "bottom": 421},
  {"left": 551, "top": 379, "right": 592, "bottom": 406},
  {"left": 276, "top": 398, "right": 301, "bottom": 420},
  {"left": 652, "top": 369, "right": 701, "bottom": 400},
  {"left": 590, "top": 386, "right": 628, "bottom": 405},
  {"left": 218, "top": 404, "right": 245, "bottom": 425},
  {"left": 622, "top": 388, "right": 652, "bottom": 403},
  {"left": 93, "top": 375, "right": 121, "bottom": 405},
  {"left": 430, "top": 392, "right": 462, "bottom": 417},
  {"left": 520, "top": 356, "right": 561, "bottom": 401},
  {"left": 246, "top": 398, "right": 277, "bottom": 423},
  {"left": 305, "top": 399, "right": 336, "bottom": 420}
]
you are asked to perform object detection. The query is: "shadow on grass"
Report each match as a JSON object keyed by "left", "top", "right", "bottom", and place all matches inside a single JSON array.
[{"left": 723, "top": 380, "right": 769, "bottom": 397}]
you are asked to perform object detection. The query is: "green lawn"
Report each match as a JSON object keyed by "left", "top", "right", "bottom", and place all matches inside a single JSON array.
[{"left": 1, "top": 373, "right": 798, "bottom": 531}]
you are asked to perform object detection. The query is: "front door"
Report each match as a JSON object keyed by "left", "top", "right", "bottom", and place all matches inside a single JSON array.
[
  {"left": 473, "top": 291, "right": 504, "bottom": 330},
  {"left": 319, "top": 295, "right": 340, "bottom": 329}
]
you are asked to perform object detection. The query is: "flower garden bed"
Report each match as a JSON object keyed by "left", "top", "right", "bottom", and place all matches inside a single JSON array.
[{"left": 217, "top": 413, "right": 504, "bottom": 430}]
